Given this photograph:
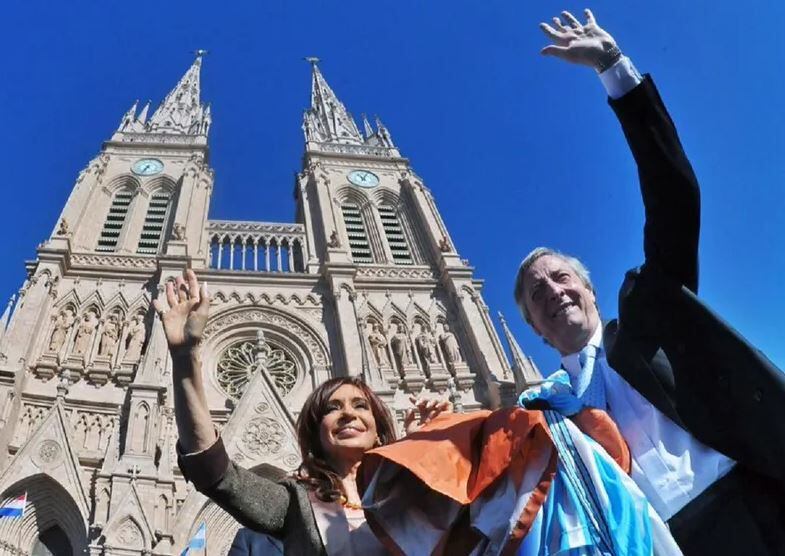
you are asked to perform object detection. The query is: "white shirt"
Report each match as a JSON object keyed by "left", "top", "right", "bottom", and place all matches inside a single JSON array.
[{"left": 561, "top": 326, "right": 736, "bottom": 520}]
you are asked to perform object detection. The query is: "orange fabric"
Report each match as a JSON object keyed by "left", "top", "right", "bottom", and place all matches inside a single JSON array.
[
  {"left": 572, "top": 408, "right": 632, "bottom": 474},
  {"left": 358, "top": 407, "right": 630, "bottom": 554}
]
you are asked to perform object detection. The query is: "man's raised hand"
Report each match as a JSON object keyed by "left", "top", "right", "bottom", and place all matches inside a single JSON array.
[
  {"left": 540, "top": 9, "right": 620, "bottom": 71},
  {"left": 152, "top": 268, "right": 210, "bottom": 354}
]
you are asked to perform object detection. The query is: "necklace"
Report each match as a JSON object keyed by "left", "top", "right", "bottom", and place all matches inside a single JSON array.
[{"left": 339, "top": 495, "right": 363, "bottom": 511}]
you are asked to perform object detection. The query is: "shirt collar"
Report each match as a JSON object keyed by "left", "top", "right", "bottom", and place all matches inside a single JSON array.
[{"left": 560, "top": 325, "right": 604, "bottom": 377}]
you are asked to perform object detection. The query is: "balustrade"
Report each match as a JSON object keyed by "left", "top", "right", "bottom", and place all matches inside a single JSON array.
[{"left": 206, "top": 220, "right": 307, "bottom": 273}]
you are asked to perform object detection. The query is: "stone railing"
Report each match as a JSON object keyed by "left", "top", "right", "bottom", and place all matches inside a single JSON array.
[{"left": 206, "top": 220, "right": 308, "bottom": 273}]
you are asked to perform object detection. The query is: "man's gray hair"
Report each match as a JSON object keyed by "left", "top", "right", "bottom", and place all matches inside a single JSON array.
[{"left": 513, "top": 247, "right": 594, "bottom": 324}]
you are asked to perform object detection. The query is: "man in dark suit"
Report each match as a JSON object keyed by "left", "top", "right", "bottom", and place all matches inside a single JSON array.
[{"left": 514, "top": 9, "right": 785, "bottom": 555}]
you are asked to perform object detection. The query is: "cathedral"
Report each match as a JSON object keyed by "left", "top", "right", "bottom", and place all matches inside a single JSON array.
[{"left": 0, "top": 54, "right": 540, "bottom": 555}]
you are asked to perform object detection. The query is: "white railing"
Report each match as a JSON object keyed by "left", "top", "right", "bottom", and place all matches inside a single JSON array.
[{"left": 206, "top": 220, "right": 308, "bottom": 273}]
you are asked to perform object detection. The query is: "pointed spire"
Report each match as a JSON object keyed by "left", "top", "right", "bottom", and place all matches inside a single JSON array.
[
  {"left": 374, "top": 115, "right": 396, "bottom": 148},
  {"left": 498, "top": 312, "right": 542, "bottom": 392},
  {"left": 361, "top": 113, "right": 374, "bottom": 138},
  {"left": 118, "top": 100, "right": 139, "bottom": 132},
  {"left": 136, "top": 100, "right": 151, "bottom": 123},
  {"left": 303, "top": 58, "right": 363, "bottom": 145},
  {"left": 148, "top": 52, "right": 206, "bottom": 135},
  {"left": 0, "top": 294, "right": 15, "bottom": 333}
]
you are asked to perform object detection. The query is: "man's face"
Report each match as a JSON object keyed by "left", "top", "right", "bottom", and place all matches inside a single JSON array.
[{"left": 520, "top": 255, "right": 600, "bottom": 355}]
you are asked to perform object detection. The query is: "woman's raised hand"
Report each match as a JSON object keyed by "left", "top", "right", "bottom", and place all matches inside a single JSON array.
[{"left": 152, "top": 268, "right": 210, "bottom": 355}]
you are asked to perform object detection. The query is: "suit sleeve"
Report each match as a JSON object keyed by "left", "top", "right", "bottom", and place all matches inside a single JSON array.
[
  {"left": 177, "top": 436, "right": 290, "bottom": 536},
  {"left": 609, "top": 76, "right": 701, "bottom": 293}
]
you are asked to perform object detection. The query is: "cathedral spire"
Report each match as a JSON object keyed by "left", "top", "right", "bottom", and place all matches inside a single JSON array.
[
  {"left": 498, "top": 312, "right": 542, "bottom": 391},
  {"left": 302, "top": 58, "right": 363, "bottom": 145},
  {"left": 147, "top": 52, "right": 209, "bottom": 135}
]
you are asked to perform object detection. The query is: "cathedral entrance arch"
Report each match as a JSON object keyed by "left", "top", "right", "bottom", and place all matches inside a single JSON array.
[{"left": 0, "top": 474, "right": 87, "bottom": 556}]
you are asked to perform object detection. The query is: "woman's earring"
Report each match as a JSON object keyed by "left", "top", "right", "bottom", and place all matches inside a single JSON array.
[{"left": 374, "top": 436, "right": 382, "bottom": 447}]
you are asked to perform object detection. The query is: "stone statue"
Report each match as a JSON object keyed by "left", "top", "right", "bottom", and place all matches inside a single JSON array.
[
  {"left": 49, "top": 309, "right": 75, "bottom": 352},
  {"left": 327, "top": 231, "right": 340, "bottom": 248},
  {"left": 415, "top": 324, "right": 438, "bottom": 365},
  {"left": 390, "top": 324, "right": 411, "bottom": 369},
  {"left": 124, "top": 315, "right": 146, "bottom": 362},
  {"left": 56, "top": 219, "right": 70, "bottom": 236},
  {"left": 439, "top": 324, "right": 463, "bottom": 364},
  {"left": 99, "top": 315, "right": 121, "bottom": 358},
  {"left": 367, "top": 323, "right": 389, "bottom": 367},
  {"left": 73, "top": 312, "right": 97, "bottom": 356},
  {"left": 172, "top": 223, "right": 186, "bottom": 241}
]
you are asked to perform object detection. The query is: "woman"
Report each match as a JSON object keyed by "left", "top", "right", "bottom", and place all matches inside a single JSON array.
[{"left": 154, "top": 269, "right": 448, "bottom": 555}]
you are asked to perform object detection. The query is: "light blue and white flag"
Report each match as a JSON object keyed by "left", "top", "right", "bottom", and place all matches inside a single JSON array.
[
  {"left": 0, "top": 493, "right": 27, "bottom": 519},
  {"left": 180, "top": 522, "right": 206, "bottom": 555}
]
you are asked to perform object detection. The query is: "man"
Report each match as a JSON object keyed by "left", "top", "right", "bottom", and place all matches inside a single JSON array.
[{"left": 515, "top": 9, "right": 785, "bottom": 555}]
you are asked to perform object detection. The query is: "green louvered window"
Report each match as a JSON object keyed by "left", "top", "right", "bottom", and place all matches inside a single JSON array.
[
  {"left": 136, "top": 192, "right": 172, "bottom": 254},
  {"left": 378, "top": 205, "right": 413, "bottom": 265},
  {"left": 341, "top": 203, "right": 373, "bottom": 263},
  {"left": 96, "top": 189, "right": 133, "bottom": 252}
]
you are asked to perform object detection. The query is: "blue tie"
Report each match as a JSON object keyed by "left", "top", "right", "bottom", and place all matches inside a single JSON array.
[{"left": 574, "top": 344, "right": 607, "bottom": 410}]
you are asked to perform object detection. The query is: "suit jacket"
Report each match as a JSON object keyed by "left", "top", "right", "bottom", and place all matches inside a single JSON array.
[
  {"left": 178, "top": 438, "right": 327, "bottom": 556},
  {"left": 228, "top": 528, "right": 283, "bottom": 555},
  {"left": 603, "top": 76, "right": 785, "bottom": 488}
]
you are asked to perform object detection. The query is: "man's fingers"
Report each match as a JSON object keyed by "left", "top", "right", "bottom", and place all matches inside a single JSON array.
[
  {"left": 584, "top": 8, "right": 596, "bottom": 25},
  {"left": 165, "top": 281, "right": 178, "bottom": 308},
  {"left": 541, "top": 45, "right": 570, "bottom": 58},
  {"left": 185, "top": 269, "right": 200, "bottom": 301},
  {"left": 552, "top": 16, "right": 567, "bottom": 31},
  {"left": 561, "top": 10, "right": 581, "bottom": 29}
]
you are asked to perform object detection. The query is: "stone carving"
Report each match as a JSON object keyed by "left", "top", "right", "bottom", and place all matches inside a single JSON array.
[
  {"left": 116, "top": 520, "right": 143, "bottom": 547},
  {"left": 172, "top": 223, "right": 186, "bottom": 240},
  {"left": 367, "top": 323, "right": 389, "bottom": 367},
  {"left": 37, "top": 439, "right": 62, "bottom": 465},
  {"left": 389, "top": 323, "right": 411, "bottom": 370},
  {"left": 124, "top": 315, "right": 147, "bottom": 362},
  {"left": 439, "top": 324, "right": 463, "bottom": 364},
  {"left": 439, "top": 236, "right": 452, "bottom": 253},
  {"left": 203, "top": 309, "right": 328, "bottom": 366},
  {"left": 355, "top": 266, "right": 434, "bottom": 280},
  {"left": 216, "top": 337, "right": 297, "bottom": 400},
  {"left": 56, "top": 218, "right": 70, "bottom": 236},
  {"left": 327, "top": 230, "right": 340, "bottom": 247},
  {"left": 242, "top": 417, "right": 284, "bottom": 455},
  {"left": 49, "top": 309, "right": 75, "bottom": 352},
  {"left": 70, "top": 253, "right": 158, "bottom": 270},
  {"left": 99, "top": 314, "right": 121, "bottom": 358},
  {"left": 73, "top": 311, "right": 98, "bottom": 356},
  {"left": 415, "top": 324, "right": 438, "bottom": 366}
]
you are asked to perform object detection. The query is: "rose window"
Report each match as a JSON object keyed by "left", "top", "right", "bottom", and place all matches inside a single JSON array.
[{"left": 216, "top": 331, "right": 297, "bottom": 399}]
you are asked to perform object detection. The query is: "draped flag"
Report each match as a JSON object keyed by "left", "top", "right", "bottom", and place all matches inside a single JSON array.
[
  {"left": 0, "top": 493, "right": 27, "bottom": 519},
  {"left": 180, "top": 522, "right": 206, "bottom": 555}
]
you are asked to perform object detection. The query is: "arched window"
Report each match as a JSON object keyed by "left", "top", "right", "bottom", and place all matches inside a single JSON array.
[
  {"left": 96, "top": 188, "right": 133, "bottom": 252},
  {"left": 378, "top": 204, "right": 413, "bottom": 265},
  {"left": 341, "top": 203, "right": 373, "bottom": 263},
  {"left": 136, "top": 191, "right": 172, "bottom": 254}
]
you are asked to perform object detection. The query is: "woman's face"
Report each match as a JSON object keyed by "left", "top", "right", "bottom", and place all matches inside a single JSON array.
[{"left": 318, "top": 384, "right": 379, "bottom": 465}]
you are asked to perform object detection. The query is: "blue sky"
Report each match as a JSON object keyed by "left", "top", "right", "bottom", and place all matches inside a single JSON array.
[{"left": 1, "top": 1, "right": 782, "bottom": 373}]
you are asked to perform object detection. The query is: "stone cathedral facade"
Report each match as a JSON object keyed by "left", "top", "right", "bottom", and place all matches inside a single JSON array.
[{"left": 0, "top": 55, "right": 540, "bottom": 555}]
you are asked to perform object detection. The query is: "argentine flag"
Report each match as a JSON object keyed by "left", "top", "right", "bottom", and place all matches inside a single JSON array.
[
  {"left": 0, "top": 493, "right": 27, "bottom": 519},
  {"left": 180, "top": 522, "right": 206, "bottom": 555}
]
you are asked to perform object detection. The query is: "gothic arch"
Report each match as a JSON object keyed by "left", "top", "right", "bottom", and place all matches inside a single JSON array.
[
  {"left": 104, "top": 174, "right": 142, "bottom": 195},
  {"left": 0, "top": 475, "right": 88, "bottom": 555},
  {"left": 370, "top": 186, "right": 401, "bottom": 206},
  {"left": 173, "top": 498, "right": 243, "bottom": 556},
  {"left": 335, "top": 185, "right": 372, "bottom": 208},
  {"left": 142, "top": 175, "right": 177, "bottom": 195},
  {"left": 201, "top": 305, "right": 331, "bottom": 399}
]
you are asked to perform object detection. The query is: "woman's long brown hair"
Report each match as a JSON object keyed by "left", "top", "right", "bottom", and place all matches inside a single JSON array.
[{"left": 294, "top": 376, "right": 397, "bottom": 502}]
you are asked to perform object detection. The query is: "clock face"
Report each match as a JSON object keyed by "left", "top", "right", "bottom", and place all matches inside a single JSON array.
[
  {"left": 132, "top": 158, "right": 164, "bottom": 176},
  {"left": 347, "top": 169, "right": 379, "bottom": 188}
]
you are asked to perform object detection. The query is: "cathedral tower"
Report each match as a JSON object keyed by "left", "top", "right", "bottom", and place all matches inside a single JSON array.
[{"left": 0, "top": 55, "right": 537, "bottom": 555}]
